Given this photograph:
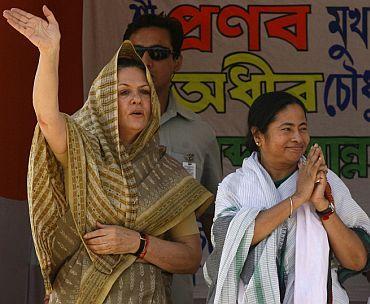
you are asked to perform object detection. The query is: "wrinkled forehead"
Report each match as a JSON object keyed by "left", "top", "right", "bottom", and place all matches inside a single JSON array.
[
  {"left": 117, "top": 67, "right": 149, "bottom": 87},
  {"left": 269, "top": 104, "right": 307, "bottom": 128}
]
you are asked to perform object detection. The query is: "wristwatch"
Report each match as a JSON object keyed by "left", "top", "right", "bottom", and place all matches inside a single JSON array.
[
  {"left": 134, "top": 232, "right": 147, "bottom": 257},
  {"left": 316, "top": 202, "right": 335, "bottom": 220}
]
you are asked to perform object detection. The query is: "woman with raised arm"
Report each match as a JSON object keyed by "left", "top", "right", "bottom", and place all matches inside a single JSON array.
[
  {"left": 204, "top": 91, "right": 370, "bottom": 304},
  {"left": 3, "top": 6, "right": 212, "bottom": 304}
]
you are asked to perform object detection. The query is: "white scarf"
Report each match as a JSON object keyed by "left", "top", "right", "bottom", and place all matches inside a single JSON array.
[
  {"left": 211, "top": 152, "right": 329, "bottom": 303},
  {"left": 295, "top": 203, "right": 329, "bottom": 303}
]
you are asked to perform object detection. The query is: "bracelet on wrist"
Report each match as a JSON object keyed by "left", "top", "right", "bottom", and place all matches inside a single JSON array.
[{"left": 289, "top": 196, "right": 294, "bottom": 218}]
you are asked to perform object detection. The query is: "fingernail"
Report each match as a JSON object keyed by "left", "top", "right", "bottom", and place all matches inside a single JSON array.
[{"left": 314, "top": 143, "right": 318, "bottom": 147}]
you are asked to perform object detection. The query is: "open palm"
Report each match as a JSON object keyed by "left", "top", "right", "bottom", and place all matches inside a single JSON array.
[{"left": 3, "top": 5, "right": 60, "bottom": 51}]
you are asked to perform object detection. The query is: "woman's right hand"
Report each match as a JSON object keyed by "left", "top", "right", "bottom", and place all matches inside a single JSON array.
[
  {"left": 3, "top": 5, "right": 60, "bottom": 53},
  {"left": 293, "top": 144, "right": 323, "bottom": 204}
]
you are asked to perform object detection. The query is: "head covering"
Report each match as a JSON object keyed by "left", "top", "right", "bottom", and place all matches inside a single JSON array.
[
  {"left": 76, "top": 40, "right": 160, "bottom": 160},
  {"left": 72, "top": 40, "right": 161, "bottom": 230},
  {"left": 28, "top": 41, "right": 212, "bottom": 303}
]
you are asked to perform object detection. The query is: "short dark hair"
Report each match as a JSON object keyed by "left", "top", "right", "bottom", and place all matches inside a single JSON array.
[
  {"left": 123, "top": 13, "right": 184, "bottom": 59},
  {"left": 117, "top": 57, "right": 146, "bottom": 72},
  {"left": 246, "top": 91, "right": 307, "bottom": 152}
]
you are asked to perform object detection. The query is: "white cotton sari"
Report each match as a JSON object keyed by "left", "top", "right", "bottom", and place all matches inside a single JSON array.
[{"left": 204, "top": 152, "right": 370, "bottom": 304}]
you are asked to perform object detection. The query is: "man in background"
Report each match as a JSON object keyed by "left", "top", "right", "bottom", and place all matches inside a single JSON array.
[{"left": 123, "top": 13, "right": 222, "bottom": 303}]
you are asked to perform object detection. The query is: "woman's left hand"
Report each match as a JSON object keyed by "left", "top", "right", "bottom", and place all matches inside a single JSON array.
[{"left": 83, "top": 222, "right": 140, "bottom": 255}]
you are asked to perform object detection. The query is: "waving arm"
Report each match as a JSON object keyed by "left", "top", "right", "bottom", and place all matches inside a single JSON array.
[{"left": 3, "top": 6, "right": 66, "bottom": 154}]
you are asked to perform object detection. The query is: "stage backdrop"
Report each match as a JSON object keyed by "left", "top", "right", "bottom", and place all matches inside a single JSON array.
[
  {"left": 0, "top": 0, "right": 369, "bottom": 303},
  {"left": 83, "top": 0, "right": 370, "bottom": 301}
]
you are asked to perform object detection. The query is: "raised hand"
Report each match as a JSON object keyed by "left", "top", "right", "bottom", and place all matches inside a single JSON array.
[
  {"left": 294, "top": 143, "right": 323, "bottom": 203},
  {"left": 310, "top": 147, "right": 330, "bottom": 210},
  {"left": 43, "top": 294, "right": 50, "bottom": 304},
  {"left": 3, "top": 5, "right": 60, "bottom": 52}
]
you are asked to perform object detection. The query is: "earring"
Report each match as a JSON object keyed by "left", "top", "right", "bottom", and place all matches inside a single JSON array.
[{"left": 256, "top": 142, "right": 260, "bottom": 146}]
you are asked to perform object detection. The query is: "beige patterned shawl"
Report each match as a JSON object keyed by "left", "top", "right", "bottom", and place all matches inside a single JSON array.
[{"left": 27, "top": 41, "right": 213, "bottom": 304}]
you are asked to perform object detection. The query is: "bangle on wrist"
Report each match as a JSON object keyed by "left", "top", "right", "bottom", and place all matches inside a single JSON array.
[{"left": 289, "top": 196, "right": 294, "bottom": 218}]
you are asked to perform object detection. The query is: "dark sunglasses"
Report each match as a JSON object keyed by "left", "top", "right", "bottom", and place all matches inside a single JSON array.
[{"left": 134, "top": 46, "right": 179, "bottom": 61}]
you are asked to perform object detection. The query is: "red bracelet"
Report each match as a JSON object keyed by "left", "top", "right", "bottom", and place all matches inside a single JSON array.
[
  {"left": 321, "top": 212, "right": 334, "bottom": 221},
  {"left": 139, "top": 234, "right": 149, "bottom": 259}
]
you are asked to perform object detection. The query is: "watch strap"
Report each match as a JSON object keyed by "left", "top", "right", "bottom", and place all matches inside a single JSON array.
[
  {"left": 134, "top": 232, "right": 146, "bottom": 257},
  {"left": 316, "top": 203, "right": 335, "bottom": 220}
]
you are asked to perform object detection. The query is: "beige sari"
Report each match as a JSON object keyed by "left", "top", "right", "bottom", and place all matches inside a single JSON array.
[{"left": 27, "top": 41, "right": 213, "bottom": 304}]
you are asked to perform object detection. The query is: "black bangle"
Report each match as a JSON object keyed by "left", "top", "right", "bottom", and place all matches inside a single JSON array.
[{"left": 134, "top": 232, "right": 146, "bottom": 257}]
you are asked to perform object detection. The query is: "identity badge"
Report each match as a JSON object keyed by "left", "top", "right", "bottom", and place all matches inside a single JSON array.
[{"left": 182, "top": 153, "right": 196, "bottom": 179}]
